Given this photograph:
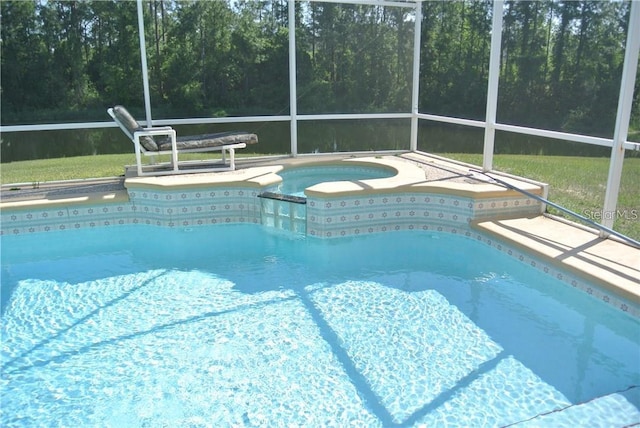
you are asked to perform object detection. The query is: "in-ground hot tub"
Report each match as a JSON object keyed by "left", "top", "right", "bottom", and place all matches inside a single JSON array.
[{"left": 269, "top": 163, "right": 397, "bottom": 197}]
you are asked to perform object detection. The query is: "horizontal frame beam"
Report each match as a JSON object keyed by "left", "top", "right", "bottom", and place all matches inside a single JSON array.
[
  {"left": 416, "top": 113, "right": 640, "bottom": 151},
  {"left": 0, "top": 116, "right": 292, "bottom": 133},
  {"left": 3, "top": 114, "right": 639, "bottom": 152},
  {"left": 0, "top": 113, "right": 411, "bottom": 133},
  {"left": 495, "top": 123, "right": 616, "bottom": 148},
  {"left": 417, "top": 113, "right": 485, "bottom": 128},
  {"left": 307, "top": 0, "right": 417, "bottom": 8},
  {"left": 297, "top": 113, "right": 412, "bottom": 121}
]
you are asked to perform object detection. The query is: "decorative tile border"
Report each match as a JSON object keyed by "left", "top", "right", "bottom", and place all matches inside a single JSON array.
[
  {"left": 469, "top": 229, "right": 640, "bottom": 319},
  {"left": 128, "top": 187, "right": 261, "bottom": 227},
  {"left": 473, "top": 196, "right": 542, "bottom": 220},
  {"left": 306, "top": 192, "right": 540, "bottom": 238},
  {"left": 1, "top": 187, "right": 261, "bottom": 234},
  {"left": 1, "top": 202, "right": 137, "bottom": 235},
  {"left": 307, "top": 193, "right": 471, "bottom": 238}
]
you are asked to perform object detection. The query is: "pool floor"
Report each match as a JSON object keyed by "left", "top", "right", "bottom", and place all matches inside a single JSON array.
[{"left": 1, "top": 225, "right": 639, "bottom": 427}]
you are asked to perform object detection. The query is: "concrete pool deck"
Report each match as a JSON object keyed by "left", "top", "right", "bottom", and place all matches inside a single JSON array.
[
  {"left": 1, "top": 152, "right": 638, "bottom": 310},
  {"left": 475, "top": 216, "right": 640, "bottom": 306}
]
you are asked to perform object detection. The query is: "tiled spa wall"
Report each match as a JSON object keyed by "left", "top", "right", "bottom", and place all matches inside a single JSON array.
[
  {"left": 306, "top": 192, "right": 542, "bottom": 238},
  {"left": 127, "top": 187, "right": 261, "bottom": 228}
]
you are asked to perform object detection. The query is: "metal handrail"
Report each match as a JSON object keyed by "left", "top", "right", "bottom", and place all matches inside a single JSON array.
[{"left": 471, "top": 169, "right": 640, "bottom": 249}]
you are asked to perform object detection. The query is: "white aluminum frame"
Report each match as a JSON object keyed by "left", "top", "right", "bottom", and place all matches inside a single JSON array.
[
  {"left": 482, "top": 0, "right": 504, "bottom": 172},
  {"left": 602, "top": 0, "right": 640, "bottom": 231},
  {"left": 288, "top": 0, "right": 298, "bottom": 156},
  {"left": 1, "top": 0, "right": 639, "bottom": 236},
  {"left": 137, "top": 0, "right": 153, "bottom": 127}
]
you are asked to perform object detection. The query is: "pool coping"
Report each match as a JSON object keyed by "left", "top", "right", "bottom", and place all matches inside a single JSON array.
[
  {"left": 2, "top": 153, "right": 638, "bottom": 310},
  {"left": 474, "top": 216, "right": 640, "bottom": 306}
]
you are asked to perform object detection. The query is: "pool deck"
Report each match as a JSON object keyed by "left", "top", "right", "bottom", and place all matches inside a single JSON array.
[
  {"left": 475, "top": 216, "right": 640, "bottom": 305},
  {"left": 1, "top": 152, "right": 638, "bottom": 308}
]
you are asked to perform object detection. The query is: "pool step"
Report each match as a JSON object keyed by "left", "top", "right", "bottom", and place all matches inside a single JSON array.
[
  {"left": 258, "top": 192, "right": 307, "bottom": 234},
  {"left": 511, "top": 386, "right": 640, "bottom": 427}
]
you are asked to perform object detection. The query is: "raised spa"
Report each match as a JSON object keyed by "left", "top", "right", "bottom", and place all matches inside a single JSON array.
[{"left": 270, "top": 163, "right": 396, "bottom": 197}]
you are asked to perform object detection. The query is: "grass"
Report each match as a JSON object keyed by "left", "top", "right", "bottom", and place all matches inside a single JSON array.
[
  {"left": 442, "top": 153, "right": 640, "bottom": 241},
  {"left": 0, "top": 153, "right": 227, "bottom": 184},
  {"left": 1, "top": 154, "right": 136, "bottom": 184},
  {"left": 2, "top": 153, "right": 638, "bottom": 240}
]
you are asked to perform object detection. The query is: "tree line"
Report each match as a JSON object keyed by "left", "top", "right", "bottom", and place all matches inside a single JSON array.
[{"left": 1, "top": 1, "right": 638, "bottom": 151}]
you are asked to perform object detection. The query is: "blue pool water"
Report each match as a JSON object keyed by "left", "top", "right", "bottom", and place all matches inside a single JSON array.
[
  {"left": 1, "top": 224, "right": 639, "bottom": 427},
  {"left": 272, "top": 164, "right": 395, "bottom": 196}
]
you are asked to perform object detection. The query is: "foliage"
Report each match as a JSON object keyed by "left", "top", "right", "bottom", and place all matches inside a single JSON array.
[
  {"left": 419, "top": 0, "right": 637, "bottom": 140},
  {"left": 2, "top": 0, "right": 636, "bottom": 137}
]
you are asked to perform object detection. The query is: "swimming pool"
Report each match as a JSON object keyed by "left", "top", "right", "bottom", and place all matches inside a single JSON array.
[{"left": 2, "top": 224, "right": 638, "bottom": 426}]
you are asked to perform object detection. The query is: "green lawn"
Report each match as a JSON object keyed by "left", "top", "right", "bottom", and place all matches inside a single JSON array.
[
  {"left": 442, "top": 153, "right": 639, "bottom": 241},
  {"left": 2, "top": 153, "right": 638, "bottom": 240},
  {"left": 0, "top": 153, "right": 233, "bottom": 184},
  {"left": 1, "top": 154, "right": 136, "bottom": 184}
]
